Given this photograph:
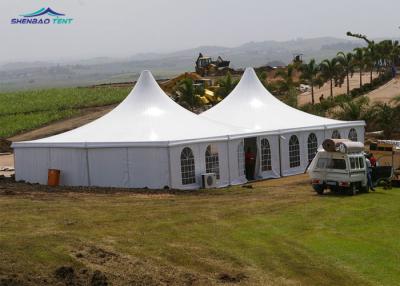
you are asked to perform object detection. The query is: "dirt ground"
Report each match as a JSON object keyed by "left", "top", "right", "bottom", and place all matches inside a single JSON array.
[
  {"left": 298, "top": 72, "right": 379, "bottom": 105},
  {"left": 365, "top": 76, "right": 400, "bottom": 103},
  {"left": 0, "top": 153, "right": 14, "bottom": 177}
]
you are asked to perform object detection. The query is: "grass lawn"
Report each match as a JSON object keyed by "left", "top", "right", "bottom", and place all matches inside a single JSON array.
[
  {"left": 0, "top": 87, "right": 130, "bottom": 138},
  {"left": 0, "top": 175, "right": 399, "bottom": 285}
]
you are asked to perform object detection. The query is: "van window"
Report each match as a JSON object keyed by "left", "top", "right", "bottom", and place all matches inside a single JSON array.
[
  {"left": 350, "top": 157, "right": 356, "bottom": 169},
  {"left": 317, "top": 158, "right": 346, "bottom": 170},
  {"left": 358, "top": 157, "right": 365, "bottom": 168}
]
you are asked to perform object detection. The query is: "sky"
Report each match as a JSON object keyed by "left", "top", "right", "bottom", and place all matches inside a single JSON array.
[{"left": 1, "top": 0, "right": 400, "bottom": 63}]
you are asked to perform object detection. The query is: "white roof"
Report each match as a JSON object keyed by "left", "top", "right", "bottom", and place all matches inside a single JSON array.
[
  {"left": 200, "top": 67, "right": 365, "bottom": 136},
  {"left": 13, "top": 71, "right": 238, "bottom": 148}
]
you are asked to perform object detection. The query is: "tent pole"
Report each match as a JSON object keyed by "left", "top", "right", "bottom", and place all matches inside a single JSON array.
[
  {"left": 226, "top": 138, "right": 231, "bottom": 185},
  {"left": 85, "top": 144, "right": 91, "bottom": 186},
  {"left": 278, "top": 134, "right": 283, "bottom": 177},
  {"left": 167, "top": 143, "right": 173, "bottom": 189}
]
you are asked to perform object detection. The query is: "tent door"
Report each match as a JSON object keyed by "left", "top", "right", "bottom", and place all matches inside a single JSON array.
[{"left": 244, "top": 137, "right": 258, "bottom": 180}]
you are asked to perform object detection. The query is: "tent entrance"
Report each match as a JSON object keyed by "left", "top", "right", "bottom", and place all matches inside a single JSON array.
[{"left": 244, "top": 137, "right": 258, "bottom": 180}]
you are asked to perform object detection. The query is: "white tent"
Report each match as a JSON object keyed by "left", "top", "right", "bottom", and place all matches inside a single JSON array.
[
  {"left": 13, "top": 68, "right": 365, "bottom": 189},
  {"left": 200, "top": 68, "right": 365, "bottom": 178},
  {"left": 12, "top": 71, "right": 244, "bottom": 189}
]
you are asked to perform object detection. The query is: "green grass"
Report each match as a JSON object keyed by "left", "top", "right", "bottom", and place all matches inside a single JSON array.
[
  {"left": 0, "top": 178, "right": 399, "bottom": 285},
  {"left": 0, "top": 87, "right": 130, "bottom": 138}
]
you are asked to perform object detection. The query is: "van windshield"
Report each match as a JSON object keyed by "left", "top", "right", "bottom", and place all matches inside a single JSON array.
[{"left": 316, "top": 158, "right": 347, "bottom": 170}]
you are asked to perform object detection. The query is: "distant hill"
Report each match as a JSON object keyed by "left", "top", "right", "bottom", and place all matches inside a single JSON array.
[{"left": 0, "top": 37, "right": 374, "bottom": 91}]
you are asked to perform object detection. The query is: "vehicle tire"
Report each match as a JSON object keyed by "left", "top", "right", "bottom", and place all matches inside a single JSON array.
[
  {"left": 313, "top": 184, "right": 324, "bottom": 195},
  {"left": 348, "top": 183, "right": 357, "bottom": 196},
  {"left": 360, "top": 185, "right": 369, "bottom": 193},
  {"left": 330, "top": 186, "right": 340, "bottom": 194}
]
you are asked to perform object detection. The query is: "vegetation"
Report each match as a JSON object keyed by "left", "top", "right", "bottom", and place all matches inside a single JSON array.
[
  {"left": 0, "top": 87, "right": 130, "bottom": 138},
  {"left": 215, "top": 72, "right": 239, "bottom": 98},
  {"left": 299, "top": 59, "right": 321, "bottom": 104},
  {"left": 174, "top": 78, "right": 204, "bottom": 111},
  {"left": 0, "top": 177, "right": 399, "bottom": 285}
]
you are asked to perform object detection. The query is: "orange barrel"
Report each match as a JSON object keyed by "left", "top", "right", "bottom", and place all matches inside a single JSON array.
[{"left": 48, "top": 169, "right": 60, "bottom": 186}]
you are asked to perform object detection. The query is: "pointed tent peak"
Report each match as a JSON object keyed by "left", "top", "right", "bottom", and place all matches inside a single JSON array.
[
  {"left": 213, "top": 66, "right": 279, "bottom": 107},
  {"left": 132, "top": 69, "right": 164, "bottom": 96},
  {"left": 236, "top": 67, "right": 267, "bottom": 91},
  {"left": 115, "top": 69, "right": 172, "bottom": 111}
]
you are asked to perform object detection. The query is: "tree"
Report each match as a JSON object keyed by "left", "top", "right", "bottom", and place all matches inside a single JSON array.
[
  {"left": 274, "top": 64, "right": 296, "bottom": 94},
  {"left": 335, "top": 96, "right": 370, "bottom": 121},
  {"left": 319, "top": 58, "right": 339, "bottom": 98},
  {"left": 353, "top": 48, "right": 365, "bottom": 88},
  {"left": 299, "top": 59, "right": 320, "bottom": 104},
  {"left": 176, "top": 78, "right": 203, "bottom": 111},
  {"left": 336, "top": 52, "right": 354, "bottom": 95},
  {"left": 363, "top": 46, "right": 375, "bottom": 83},
  {"left": 346, "top": 31, "right": 374, "bottom": 45},
  {"left": 371, "top": 103, "right": 399, "bottom": 138},
  {"left": 216, "top": 72, "right": 239, "bottom": 98}
]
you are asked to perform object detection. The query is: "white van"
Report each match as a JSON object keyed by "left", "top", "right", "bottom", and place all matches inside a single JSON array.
[{"left": 307, "top": 140, "right": 368, "bottom": 195}]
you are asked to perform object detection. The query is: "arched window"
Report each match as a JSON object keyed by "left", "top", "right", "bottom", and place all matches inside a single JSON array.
[
  {"left": 237, "top": 141, "right": 245, "bottom": 176},
  {"left": 332, "top": 130, "right": 341, "bottom": 139},
  {"left": 205, "top": 145, "right": 220, "bottom": 179},
  {"left": 307, "top": 133, "right": 318, "bottom": 161},
  {"left": 180, "top": 147, "right": 195, "bottom": 185},
  {"left": 289, "top": 135, "right": 300, "bottom": 168},
  {"left": 348, "top": 128, "right": 358, "bottom": 141},
  {"left": 261, "top": 138, "right": 272, "bottom": 171}
]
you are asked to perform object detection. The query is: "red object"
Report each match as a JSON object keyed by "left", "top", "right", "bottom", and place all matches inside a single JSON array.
[
  {"left": 48, "top": 169, "right": 60, "bottom": 186},
  {"left": 245, "top": 152, "right": 255, "bottom": 164},
  {"left": 370, "top": 157, "right": 377, "bottom": 167}
]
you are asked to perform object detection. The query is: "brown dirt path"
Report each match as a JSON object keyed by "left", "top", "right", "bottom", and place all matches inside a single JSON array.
[{"left": 298, "top": 72, "right": 379, "bottom": 105}]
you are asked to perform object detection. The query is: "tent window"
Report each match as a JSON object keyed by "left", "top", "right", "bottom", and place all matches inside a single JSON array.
[
  {"left": 181, "top": 147, "right": 196, "bottom": 185},
  {"left": 348, "top": 128, "right": 358, "bottom": 141},
  {"left": 205, "top": 145, "right": 220, "bottom": 179},
  {"left": 261, "top": 138, "right": 272, "bottom": 171},
  {"left": 307, "top": 133, "right": 318, "bottom": 161},
  {"left": 332, "top": 130, "right": 341, "bottom": 139},
  {"left": 237, "top": 141, "right": 245, "bottom": 176},
  {"left": 289, "top": 135, "right": 300, "bottom": 168}
]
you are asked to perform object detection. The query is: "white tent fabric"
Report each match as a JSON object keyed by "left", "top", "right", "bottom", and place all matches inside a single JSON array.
[
  {"left": 13, "top": 71, "right": 243, "bottom": 189},
  {"left": 12, "top": 68, "right": 365, "bottom": 189},
  {"left": 13, "top": 70, "right": 236, "bottom": 148},
  {"left": 200, "top": 67, "right": 365, "bottom": 178},
  {"left": 201, "top": 67, "right": 365, "bottom": 133}
]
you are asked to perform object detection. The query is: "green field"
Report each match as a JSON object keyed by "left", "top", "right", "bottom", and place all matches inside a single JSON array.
[
  {"left": 0, "top": 176, "right": 399, "bottom": 285},
  {"left": 0, "top": 87, "right": 130, "bottom": 138}
]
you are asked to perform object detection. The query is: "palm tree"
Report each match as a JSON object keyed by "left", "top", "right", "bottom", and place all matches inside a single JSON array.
[
  {"left": 216, "top": 72, "right": 239, "bottom": 98},
  {"left": 319, "top": 58, "right": 339, "bottom": 98},
  {"left": 299, "top": 59, "right": 320, "bottom": 104},
  {"left": 335, "top": 96, "right": 370, "bottom": 121},
  {"left": 274, "top": 65, "right": 296, "bottom": 94},
  {"left": 353, "top": 48, "right": 365, "bottom": 88},
  {"left": 336, "top": 52, "right": 354, "bottom": 95},
  {"left": 372, "top": 103, "right": 399, "bottom": 138},
  {"left": 363, "top": 46, "right": 375, "bottom": 84},
  {"left": 176, "top": 78, "right": 203, "bottom": 111}
]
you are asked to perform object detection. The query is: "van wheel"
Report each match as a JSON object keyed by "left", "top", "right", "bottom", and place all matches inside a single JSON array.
[
  {"left": 360, "top": 185, "right": 369, "bottom": 193},
  {"left": 313, "top": 184, "right": 324, "bottom": 195},
  {"left": 348, "top": 183, "right": 357, "bottom": 196}
]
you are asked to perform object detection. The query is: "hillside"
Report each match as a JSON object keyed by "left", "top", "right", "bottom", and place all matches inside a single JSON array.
[{"left": 0, "top": 37, "right": 366, "bottom": 92}]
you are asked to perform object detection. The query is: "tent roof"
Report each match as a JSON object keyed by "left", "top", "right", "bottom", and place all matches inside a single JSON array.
[
  {"left": 200, "top": 67, "right": 365, "bottom": 134},
  {"left": 13, "top": 71, "right": 238, "bottom": 148}
]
